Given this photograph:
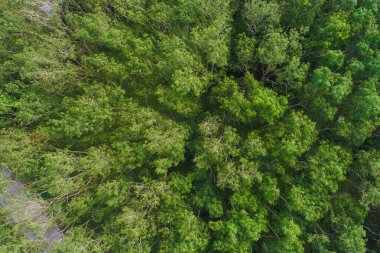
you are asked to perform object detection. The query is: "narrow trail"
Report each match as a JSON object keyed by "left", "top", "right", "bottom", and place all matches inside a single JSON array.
[{"left": 0, "top": 168, "right": 63, "bottom": 251}]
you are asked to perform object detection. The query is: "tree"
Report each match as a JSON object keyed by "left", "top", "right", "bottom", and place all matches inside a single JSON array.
[
  {"left": 212, "top": 73, "right": 287, "bottom": 124},
  {"left": 289, "top": 142, "right": 352, "bottom": 221}
]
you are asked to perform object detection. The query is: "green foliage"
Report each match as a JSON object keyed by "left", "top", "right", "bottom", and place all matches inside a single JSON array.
[
  {"left": 234, "top": 33, "right": 256, "bottom": 69},
  {"left": 262, "top": 216, "right": 304, "bottom": 253},
  {"left": 261, "top": 175, "right": 280, "bottom": 205},
  {"left": 353, "top": 149, "right": 380, "bottom": 208},
  {"left": 289, "top": 142, "right": 352, "bottom": 221},
  {"left": 243, "top": 0, "right": 280, "bottom": 33},
  {"left": 212, "top": 73, "right": 288, "bottom": 124},
  {"left": 307, "top": 234, "right": 334, "bottom": 253},
  {"left": 265, "top": 111, "right": 317, "bottom": 170},
  {"left": 334, "top": 217, "right": 367, "bottom": 253},
  {"left": 304, "top": 67, "right": 352, "bottom": 123},
  {"left": 281, "top": 0, "right": 325, "bottom": 31},
  {"left": 258, "top": 31, "right": 289, "bottom": 68},
  {"left": 0, "top": 0, "right": 379, "bottom": 252},
  {"left": 193, "top": 184, "right": 224, "bottom": 218},
  {"left": 210, "top": 207, "right": 267, "bottom": 252},
  {"left": 336, "top": 80, "right": 380, "bottom": 146}
]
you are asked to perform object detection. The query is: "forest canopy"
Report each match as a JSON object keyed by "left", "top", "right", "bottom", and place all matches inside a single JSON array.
[{"left": 0, "top": 0, "right": 379, "bottom": 252}]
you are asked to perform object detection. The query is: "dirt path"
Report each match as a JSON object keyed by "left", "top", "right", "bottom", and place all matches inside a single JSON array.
[{"left": 0, "top": 168, "right": 63, "bottom": 250}]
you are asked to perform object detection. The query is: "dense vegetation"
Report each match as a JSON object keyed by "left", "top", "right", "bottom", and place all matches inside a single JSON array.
[{"left": 0, "top": 0, "right": 379, "bottom": 252}]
